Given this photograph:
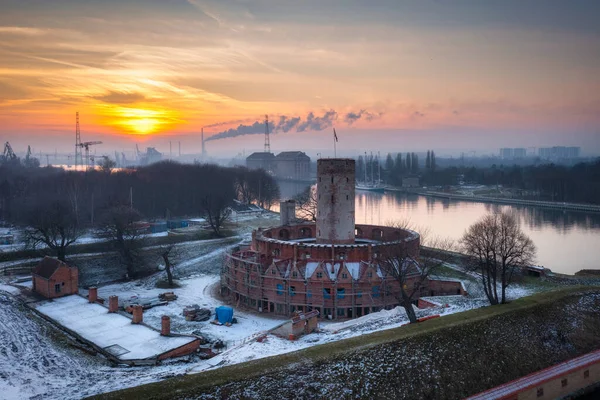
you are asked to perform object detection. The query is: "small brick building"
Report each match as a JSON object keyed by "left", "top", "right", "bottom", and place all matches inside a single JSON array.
[{"left": 32, "top": 257, "right": 79, "bottom": 299}]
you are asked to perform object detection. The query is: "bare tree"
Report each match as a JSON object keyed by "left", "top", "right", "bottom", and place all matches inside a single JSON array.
[
  {"left": 158, "top": 240, "right": 180, "bottom": 287},
  {"left": 99, "top": 205, "right": 145, "bottom": 278},
  {"left": 293, "top": 185, "right": 317, "bottom": 222},
  {"left": 378, "top": 234, "right": 455, "bottom": 324},
  {"left": 461, "top": 211, "right": 536, "bottom": 305},
  {"left": 99, "top": 156, "right": 117, "bottom": 173},
  {"left": 22, "top": 197, "right": 81, "bottom": 261},
  {"left": 199, "top": 167, "right": 235, "bottom": 236}
]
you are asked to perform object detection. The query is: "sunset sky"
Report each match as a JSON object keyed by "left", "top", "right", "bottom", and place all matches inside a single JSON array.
[{"left": 1, "top": 0, "right": 599, "bottom": 157}]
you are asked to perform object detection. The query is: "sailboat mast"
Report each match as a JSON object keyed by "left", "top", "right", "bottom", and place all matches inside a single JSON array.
[
  {"left": 378, "top": 151, "right": 381, "bottom": 184},
  {"left": 370, "top": 152, "right": 374, "bottom": 184},
  {"left": 364, "top": 152, "right": 367, "bottom": 183}
]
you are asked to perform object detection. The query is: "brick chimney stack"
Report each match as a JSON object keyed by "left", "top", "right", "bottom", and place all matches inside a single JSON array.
[
  {"left": 132, "top": 305, "right": 143, "bottom": 324},
  {"left": 108, "top": 296, "right": 119, "bottom": 313},
  {"left": 161, "top": 315, "right": 171, "bottom": 336},
  {"left": 88, "top": 287, "right": 98, "bottom": 303}
]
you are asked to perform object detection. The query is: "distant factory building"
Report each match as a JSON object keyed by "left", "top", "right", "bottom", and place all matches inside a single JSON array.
[
  {"left": 499, "top": 148, "right": 514, "bottom": 159},
  {"left": 139, "top": 147, "right": 163, "bottom": 166},
  {"left": 500, "top": 148, "right": 527, "bottom": 159},
  {"left": 274, "top": 151, "right": 311, "bottom": 180},
  {"left": 513, "top": 148, "right": 527, "bottom": 158},
  {"left": 246, "top": 151, "right": 311, "bottom": 180},
  {"left": 246, "top": 152, "right": 275, "bottom": 171},
  {"left": 538, "top": 146, "right": 581, "bottom": 159}
]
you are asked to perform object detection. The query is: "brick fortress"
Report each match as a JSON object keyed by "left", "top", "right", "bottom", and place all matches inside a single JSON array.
[{"left": 221, "top": 158, "right": 465, "bottom": 319}]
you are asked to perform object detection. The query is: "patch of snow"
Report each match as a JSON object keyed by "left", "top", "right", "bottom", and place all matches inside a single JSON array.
[
  {"left": 345, "top": 262, "right": 361, "bottom": 280},
  {"left": 0, "top": 284, "right": 20, "bottom": 295},
  {"left": 34, "top": 295, "right": 195, "bottom": 360}
]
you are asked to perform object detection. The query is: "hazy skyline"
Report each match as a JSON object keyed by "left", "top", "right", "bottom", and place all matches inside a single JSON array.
[{"left": 1, "top": 0, "right": 599, "bottom": 157}]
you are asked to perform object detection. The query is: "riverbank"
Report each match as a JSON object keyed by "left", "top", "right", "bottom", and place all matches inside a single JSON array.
[{"left": 386, "top": 187, "right": 600, "bottom": 213}]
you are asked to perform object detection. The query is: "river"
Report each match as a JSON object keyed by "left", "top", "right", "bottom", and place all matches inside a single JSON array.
[{"left": 277, "top": 181, "right": 600, "bottom": 275}]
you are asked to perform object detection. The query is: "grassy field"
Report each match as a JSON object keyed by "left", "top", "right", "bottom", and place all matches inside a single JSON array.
[{"left": 93, "top": 286, "right": 600, "bottom": 400}]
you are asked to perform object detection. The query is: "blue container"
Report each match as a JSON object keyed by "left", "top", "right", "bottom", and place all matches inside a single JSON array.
[
  {"left": 215, "top": 306, "right": 234, "bottom": 324},
  {"left": 150, "top": 222, "right": 168, "bottom": 233}
]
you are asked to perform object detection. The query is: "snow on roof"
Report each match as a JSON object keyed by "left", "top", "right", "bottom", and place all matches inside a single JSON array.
[
  {"left": 305, "top": 262, "right": 320, "bottom": 279},
  {"left": 344, "top": 262, "right": 361, "bottom": 280},
  {"left": 34, "top": 295, "right": 195, "bottom": 361},
  {"left": 526, "top": 265, "right": 545, "bottom": 271},
  {"left": 324, "top": 262, "right": 341, "bottom": 280}
]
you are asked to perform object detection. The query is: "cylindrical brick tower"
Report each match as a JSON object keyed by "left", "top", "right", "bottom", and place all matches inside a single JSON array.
[{"left": 316, "top": 158, "right": 355, "bottom": 244}]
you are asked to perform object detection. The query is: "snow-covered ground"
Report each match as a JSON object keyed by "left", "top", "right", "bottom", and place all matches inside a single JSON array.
[
  {"left": 84, "top": 275, "right": 283, "bottom": 346},
  {"left": 0, "top": 245, "right": 544, "bottom": 399}
]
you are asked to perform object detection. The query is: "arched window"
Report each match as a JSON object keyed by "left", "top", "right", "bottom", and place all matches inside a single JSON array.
[{"left": 279, "top": 229, "right": 290, "bottom": 240}]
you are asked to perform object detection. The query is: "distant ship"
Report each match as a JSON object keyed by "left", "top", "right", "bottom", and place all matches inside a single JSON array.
[
  {"left": 355, "top": 182, "right": 385, "bottom": 193},
  {"left": 356, "top": 151, "right": 385, "bottom": 192}
]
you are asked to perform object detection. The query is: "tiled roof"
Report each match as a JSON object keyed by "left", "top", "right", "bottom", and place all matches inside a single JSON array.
[{"left": 33, "top": 256, "right": 70, "bottom": 279}]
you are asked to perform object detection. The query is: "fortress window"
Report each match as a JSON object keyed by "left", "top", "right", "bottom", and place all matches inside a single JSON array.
[
  {"left": 346, "top": 195, "right": 349, "bottom": 200},
  {"left": 367, "top": 272, "right": 373, "bottom": 278},
  {"left": 342, "top": 273, "right": 348, "bottom": 279},
  {"left": 338, "top": 253, "right": 346, "bottom": 260},
  {"left": 316, "top": 272, "right": 323, "bottom": 278},
  {"left": 276, "top": 284, "right": 284, "bottom": 295},
  {"left": 306, "top": 253, "right": 311, "bottom": 259},
  {"left": 271, "top": 269, "right": 276, "bottom": 275},
  {"left": 346, "top": 177, "right": 349, "bottom": 182},
  {"left": 356, "top": 290, "right": 363, "bottom": 298},
  {"left": 331, "top": 176, "right": 334, "bottom": 183},
  {"left": 292, "top": 271, "right": 298, "bottom": 278},
  {"left": 372, "top": 286, "right": 380, "bottom": 298},
  {"left": 323, "top": 288, "right": 332, "bottom": 299},
  {"left": 536, "top": 388, "right": 543, "bottom": 397},
  {"left": 561, "top": 379, "right": 568, "bottom": 387},
  {"left": 331, "top": 195, "right": 334, "bottom": 203},
  {"left": 289, "top": 286, "right": 296, "bottom": 296},
  {"left": 584, "top": 370, "right": 590, "bottom": 378}
]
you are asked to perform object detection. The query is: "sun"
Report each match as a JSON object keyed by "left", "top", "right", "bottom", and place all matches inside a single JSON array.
[{"left": 98, "top": 105, "right": 180, "bottom": 135}]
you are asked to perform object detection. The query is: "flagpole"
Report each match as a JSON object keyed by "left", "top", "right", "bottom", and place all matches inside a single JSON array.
[{"left": 333, "top": 128, "right": 337, "bottom": 158}]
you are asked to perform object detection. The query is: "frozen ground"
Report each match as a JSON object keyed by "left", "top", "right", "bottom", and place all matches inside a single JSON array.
[
  {"left": 0, "top": 290, "right": 198, "bottom": 400},
  {"left": 0, "top": 236, "right": 544, "bottom": 399},
  {"left": 84, "top": 275, "right": 283, "bottom": 346}
]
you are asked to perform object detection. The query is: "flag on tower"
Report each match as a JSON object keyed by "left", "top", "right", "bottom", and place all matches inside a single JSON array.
[{"left": 333, "top": 128, "right": 338, "bottom": 142}]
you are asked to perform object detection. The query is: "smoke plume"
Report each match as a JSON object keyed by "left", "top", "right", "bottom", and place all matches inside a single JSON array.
[{"left": 205, "top": 109, "right": 380, "bottom": 142}]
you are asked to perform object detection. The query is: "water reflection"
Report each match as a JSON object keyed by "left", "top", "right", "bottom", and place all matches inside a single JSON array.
[{"left": 275, "top": 181, "right": 600, "bottom": 274}]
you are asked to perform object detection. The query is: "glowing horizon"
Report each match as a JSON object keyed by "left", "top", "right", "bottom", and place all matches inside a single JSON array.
[{"left": 1, "top": 1, "right": 599, "bottom": 155}]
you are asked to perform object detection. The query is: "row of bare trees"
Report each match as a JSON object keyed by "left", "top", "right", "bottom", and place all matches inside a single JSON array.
[
  {"left": 1, "top": 162, "right": 279, "bottom": 268},
  {"left": 366, "top": 212, "right": 536, "bottom": 323}
]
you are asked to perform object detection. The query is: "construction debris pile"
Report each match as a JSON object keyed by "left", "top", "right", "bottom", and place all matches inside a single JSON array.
[
  {"left": 123, "top": 292, "right": 177, "bottom": 313},
  {"left": 183, "top": 305, "right": 211, "bottom": 322}
]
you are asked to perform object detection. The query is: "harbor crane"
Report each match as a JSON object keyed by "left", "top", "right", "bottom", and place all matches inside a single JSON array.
[
  {"left": 2, "top": 142, "right": 17, "bottom": 161},
  {"left": 78, "top": 141, "right": 102, "bottom": 170}
]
